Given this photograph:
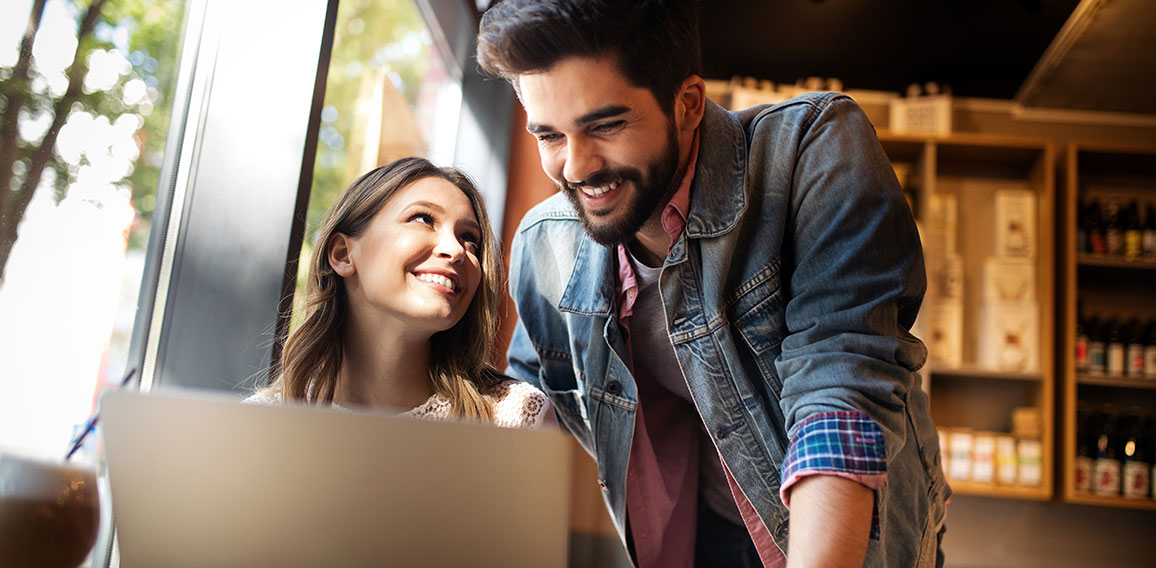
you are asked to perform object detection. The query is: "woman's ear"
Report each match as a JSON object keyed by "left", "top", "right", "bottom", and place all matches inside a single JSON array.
[{"left": 328, "top": 233, "right": 356, "bottom": 277}]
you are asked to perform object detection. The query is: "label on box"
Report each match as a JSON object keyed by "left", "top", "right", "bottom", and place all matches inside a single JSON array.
[
  {"left": 948, "top": 431, "right": 973, "bottom": 481},
  {"left": 1017, "top": 439, "right": 1042, "bottom": 487},
  {"left": 994, "top": 189, "right": 1036, "bottom": 258},
  {"left": 972, "top": 433, "right": 995, "bottom": 484},
  {"left": 996, "top": 435, "right": 1018, "bottom": 485},
  {"left": 925, "top": 301, "right": 964, "bottom": 368},
  {"left": 977, "top": 301, "right": 1040, "bottom": 372},
  {"left": 982, "top": 257, "right": 1035, "bottom": 302}
]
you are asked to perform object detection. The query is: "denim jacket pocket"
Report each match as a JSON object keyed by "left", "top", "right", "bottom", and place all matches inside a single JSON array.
[
  {"left": 727, "top": 262, "right": 785, "bottom": 356},
  {"left": 540, "top": 385, "right": 594, "bottom": 453}
]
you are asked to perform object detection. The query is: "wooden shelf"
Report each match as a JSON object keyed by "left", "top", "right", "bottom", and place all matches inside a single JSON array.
[
  {"left": 947, "top": 480, "right": 1051, "bottom": 501},
  {"left": 1077, "top": 375, "right": 1156, "bottom": 390},
  {"left": 1064, "top": 493, "right": 1156, "bottom": 511},
  {"left": 931, "top": 366, "right": 1044, "bottom": 382},
  {"left": 1060, "top": 141, "right": 1156, "bottom": 511},
  {"left": 1077, "top": 254, "right": 1156, "bottom": 270}
]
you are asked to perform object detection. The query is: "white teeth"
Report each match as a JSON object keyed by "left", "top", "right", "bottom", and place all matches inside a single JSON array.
[
  {"left": 416, "top": 273, "right": 455, "bottom": 291},
  {"left": 581, "top": 180, "right": 618, "bottom": 198}
]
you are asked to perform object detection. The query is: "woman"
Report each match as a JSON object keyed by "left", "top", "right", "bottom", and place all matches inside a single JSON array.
[{"left": 247, "top": 157, "right": 548, "bottom": 428}]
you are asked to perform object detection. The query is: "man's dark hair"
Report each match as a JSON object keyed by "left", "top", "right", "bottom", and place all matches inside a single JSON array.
[{"left": 476, "top": 0, "right": 702, "bottom": 115}]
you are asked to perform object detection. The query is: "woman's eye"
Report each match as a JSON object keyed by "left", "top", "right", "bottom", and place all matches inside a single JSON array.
[
  {"left": 462, "top": 233, "right": 481, "bottom": 252},
  {"left": 408, "top": 212, "right": 434, "bottom": 226}
]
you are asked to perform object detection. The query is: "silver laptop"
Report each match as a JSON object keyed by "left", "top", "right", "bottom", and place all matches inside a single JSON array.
[{"left": 99, "top": 389, "right": 571, "bottom": 567}]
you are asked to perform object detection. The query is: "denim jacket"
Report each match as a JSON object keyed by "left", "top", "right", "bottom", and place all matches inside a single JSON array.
[{"left": 507, "top": 93, "right": 950, "bottom": 566}]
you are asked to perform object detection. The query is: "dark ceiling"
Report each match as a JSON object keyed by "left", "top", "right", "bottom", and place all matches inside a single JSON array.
[{"left": 698, "top": 0, "right": 1082, "bottom": 100}]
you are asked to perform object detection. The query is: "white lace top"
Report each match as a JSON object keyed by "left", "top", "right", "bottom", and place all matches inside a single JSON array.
[{"left": 243, "top": 379, "right": 551, "bottom": 429}]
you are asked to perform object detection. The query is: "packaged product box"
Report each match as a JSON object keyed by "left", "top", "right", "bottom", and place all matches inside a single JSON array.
[
  {"left": 925, "top": 300, "right": 964, "bottom": 369},
  {"left": 889, "top": 94, "right": 952, "bottom": 136},
  {"left": 982, "top": 257, "right": 1036, "bottom": 303},
  {"left": 1012, "top": 407, "right": 1042, "bottom": 440},
  {"left": 977, "top": 301, "right": 1039, "bottom": 372},
  {"left": 948, "top": 430, "right": 973, "bottom": 481},
  {"left": 993, "top": 189, "right": 1037, "bottom": 258},
  {"left": 995, "top": 435, "right": 1018, "bottom": 485},
  {"left": 971, "top": 432, "right": 996, "bottom": 484},
  {"left": 1017, "top": 438, "right": 1043, "bottom": 487}
]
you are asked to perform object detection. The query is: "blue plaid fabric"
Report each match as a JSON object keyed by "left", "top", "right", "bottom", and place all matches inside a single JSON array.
[{"left": 782, "top": 410, "right": 887, "bottom": 539}]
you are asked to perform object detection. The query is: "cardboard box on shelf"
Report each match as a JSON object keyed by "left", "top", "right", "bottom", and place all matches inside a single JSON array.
[{"left": 977, "top": 301, "right": 1039, "bottom": 373}]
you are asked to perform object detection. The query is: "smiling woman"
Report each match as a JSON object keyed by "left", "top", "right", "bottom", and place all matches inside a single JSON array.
[{"left": 247, "top": 157, "right": 549, "bottom": 429}]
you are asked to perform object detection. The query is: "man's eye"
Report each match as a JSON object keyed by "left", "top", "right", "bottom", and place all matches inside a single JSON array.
[
  {"left": 536, "top": 133, "right": 563, "bottom": 143},
  {"left": 593, "top": 121, "right": 625, "bottom": 134}
]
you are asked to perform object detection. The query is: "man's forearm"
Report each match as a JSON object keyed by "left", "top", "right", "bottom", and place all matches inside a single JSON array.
[{"left": 786, "top": 474, "right": 874, "bottom": 568}]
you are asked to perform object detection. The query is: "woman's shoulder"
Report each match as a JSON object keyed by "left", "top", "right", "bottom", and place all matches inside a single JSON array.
[
  {"left": 242, "top": 391, "right": 281, "bottom": 405},
  {"left": 485, "top": 378, "right": 551, "bottom": 429}
]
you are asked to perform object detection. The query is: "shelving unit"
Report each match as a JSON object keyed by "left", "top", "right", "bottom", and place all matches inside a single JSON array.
[
  {"left": 878, "top": 131, "right": 1055, "bottom": 501},
  {"left": 1061, "top": 142, "right": 1156, "bottom": 510}
]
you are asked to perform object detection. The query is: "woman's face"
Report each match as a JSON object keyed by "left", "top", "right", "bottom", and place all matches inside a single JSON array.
[{"left": 336, "top": 177, "right": 483, "bottom": 336}]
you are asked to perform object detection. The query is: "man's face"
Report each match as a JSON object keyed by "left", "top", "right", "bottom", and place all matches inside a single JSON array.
[{"left": 517, "top": 55, "right": 680, "bottom": 245}]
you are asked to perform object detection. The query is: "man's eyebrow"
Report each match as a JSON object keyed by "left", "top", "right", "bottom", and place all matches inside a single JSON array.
[{"left": 525, "top": 105, "right": 631, "bottom": 134}]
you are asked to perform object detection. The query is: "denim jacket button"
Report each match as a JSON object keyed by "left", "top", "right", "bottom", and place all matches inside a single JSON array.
[
  {"left": 606, "top": 381, "right": 622, "bottom": 395},
  {"left": 598, "top": 479, "right": 609, "bottom": 491}
]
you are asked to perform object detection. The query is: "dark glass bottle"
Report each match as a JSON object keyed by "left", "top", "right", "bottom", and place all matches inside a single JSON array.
[
  {"left": 1089, "top": 200, "right": 1106, "bottom": 255},
  {"left": 1106, "top": 317, "right": 1125, "bottom": 377},
  {"left": 1121, "top": 410, "right": 1150, "bottom": 499},
  {"left": 1126, "top": 317, "right": 1145, "bottom": 379},
  {"left": 1145, "top": 320, "right": 1156, "bottom": 379},
  {"left": 1093, "top": 406, "right": 1121, "bottom": 497},
  {"left": 1124, "top": 200, "right": 1142, "bottom": 261},
  {"left": 1087, "top": 315, "right": 1106, "bottom": 375},
  {"left": 1074, "top": 401, "right": 1093, "bottom": 493},
  {"left": 1143, "top": 202, "right": 1156, "bottom": 260},
  {"left": 1104, "top": 196, "right": 1123, "bottom": 257}
]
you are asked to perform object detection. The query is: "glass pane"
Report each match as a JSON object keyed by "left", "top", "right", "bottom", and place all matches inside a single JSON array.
[
  {"left": 0, "top": 0, "right": 186, "bottom": 459},
  {"left": 292, "top": 0, "right": 461, "bottom": 325}
]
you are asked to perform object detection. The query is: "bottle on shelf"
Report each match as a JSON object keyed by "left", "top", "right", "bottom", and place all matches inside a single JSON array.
[
  {"left": 1121, "top": 409, "right": 1150, "bottom": 499},
  {"left": 1123, "top": 200, "right": 1142, "bottom": 261},
  {"left": 1106, "top": 317, "right": 1126, "bottom": 378},
  {"left": 1089, "top": 199, "right": 1106, "bottom": 256},
  {"left": 1093, "top": 405, "right": 1121, "bottom": 497},
  {"left": 1088, "top": 315, "right": 1106, "bottom": 375},
  {"left": 1074, "top": 402, "right": 1094, "bottom": 493},
  {"left": 1145, "top": 320, "right": 1156, "bottom": 380},
  {"left": 1142, "top": 201, "right": 1156, "bottom": 260},
  {"left": 1126, "top": 317, "right": 1146, "bottom": 379},
  {"left": 1104, "top": 196, "right": 1123, "bottom": 257}
]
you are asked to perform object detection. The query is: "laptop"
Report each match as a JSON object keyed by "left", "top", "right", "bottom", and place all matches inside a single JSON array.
[{"left": 99, "top": 389, "right": 572, "bottom": 567}]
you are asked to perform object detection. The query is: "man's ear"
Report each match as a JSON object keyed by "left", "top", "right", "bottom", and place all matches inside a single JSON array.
[
  {"left": 328, "top": 233, "right": 356, "bottom": 277},
  {"left": 674, "top": 74, "right": 706, "bottom": 132}
]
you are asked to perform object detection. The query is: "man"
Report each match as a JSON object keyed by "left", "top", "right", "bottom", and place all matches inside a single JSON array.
[{"left": 477, "top": 1, "right": 949, "bottom": 566}]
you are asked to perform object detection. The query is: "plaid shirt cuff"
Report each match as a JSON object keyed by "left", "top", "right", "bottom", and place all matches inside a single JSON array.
[{"left": 780, "top": 410, "right": 887, "bottom": 540}]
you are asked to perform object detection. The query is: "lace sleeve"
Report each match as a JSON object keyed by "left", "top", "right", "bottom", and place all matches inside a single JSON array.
[{"left": 490, "top": 380, "right": 551, "bottom": 429}]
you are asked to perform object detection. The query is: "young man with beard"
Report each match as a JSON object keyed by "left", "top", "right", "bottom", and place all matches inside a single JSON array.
[{"left": 478, "top": 1, "right": 949, "bottom": 566}]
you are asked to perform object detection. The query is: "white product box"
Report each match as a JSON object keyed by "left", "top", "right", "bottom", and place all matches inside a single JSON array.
[
  {"left": 931, "top": 253, "right": 964, "bottom": 300},
  {"left": 948, "top": 430, "right": 973, "bottom": 481},
  {"left": 994, "top": 190, "right": 1037, "bottom": 258},
  {"left": 890, "top": 95, "right": 952, "bottom": 136},
  {"left": 925, "top": 300, "right": 964, "bottom": 368},
  {"left": 982, "top": 257, "right": 1036, "bottom": 302},
  {"left": 1017, "top": 438, "right": 1043, "bottom": 487},
  {"left": 977, "top": 301, "right": 1040, "bottom": 373},
  {"left": 971, "top": 432, "right": 996, "bottom": 484},
  {"left": 996, "top": 435, "right": 1018, "bottom": 485},
  {"left": 924, "top": 193, "right": 958, "bottom": 259}
]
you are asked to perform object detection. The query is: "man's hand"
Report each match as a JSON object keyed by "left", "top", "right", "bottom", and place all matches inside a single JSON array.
[{"left": 786, "top": 474, "right": 874, "bottom": 568}]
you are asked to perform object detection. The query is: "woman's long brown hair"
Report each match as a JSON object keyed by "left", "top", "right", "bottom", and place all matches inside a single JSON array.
[{"left": 263, "top": 157, "right": 504, "bottom": 420}]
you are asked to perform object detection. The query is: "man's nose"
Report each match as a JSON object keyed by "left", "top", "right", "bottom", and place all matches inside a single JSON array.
[{"left": 562, "top": 138, "right": 603, "bottom": 186}]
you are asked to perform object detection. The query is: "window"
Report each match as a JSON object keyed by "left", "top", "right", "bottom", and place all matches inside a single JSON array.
[{"left": 0, "top": 0, "right": 186, "bottom": 460}]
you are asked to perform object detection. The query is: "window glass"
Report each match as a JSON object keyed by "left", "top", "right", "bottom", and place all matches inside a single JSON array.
[
  {"left": 0, "top": 0, "right": 185, "bottom": 459},
  {"left": 292, "top": 0, "right": 461, "bottom": 325}
]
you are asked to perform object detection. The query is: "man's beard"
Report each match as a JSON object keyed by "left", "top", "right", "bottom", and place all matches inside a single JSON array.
[{"left": 559, "top": 120, "right": 681, "bottom": 246}]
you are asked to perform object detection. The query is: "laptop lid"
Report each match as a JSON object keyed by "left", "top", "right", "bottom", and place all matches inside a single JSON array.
[{"left": 99, "top": 389, "right": 571, "bottom": 567}]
